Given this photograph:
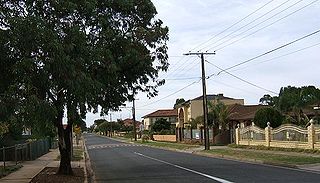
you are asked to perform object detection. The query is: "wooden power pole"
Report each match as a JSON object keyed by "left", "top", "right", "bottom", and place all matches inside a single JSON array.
[
  {"left": 183, "top": 52, "right": 215, "bottom": 150},
  {"left": 132, "top": 94, "right": 137, "bottom": 141}
]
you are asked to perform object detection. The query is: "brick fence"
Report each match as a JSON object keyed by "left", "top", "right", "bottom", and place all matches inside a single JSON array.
[
  {"left": 153, "top": 135, "right": 176, "bottom": 142},
  {"left": 236, "top": 121, "right": 320, "bottom": 149}
]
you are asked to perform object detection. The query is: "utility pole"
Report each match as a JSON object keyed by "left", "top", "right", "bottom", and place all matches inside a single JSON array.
[
  {"left": 132, "top": 93, "right": 137, "bottom": 141},
  {"left": 183, "top": 52, "right": 215, "bottom": 150}
]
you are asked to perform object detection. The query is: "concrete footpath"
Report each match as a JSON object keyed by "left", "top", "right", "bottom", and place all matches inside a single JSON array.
[{"left": 0, "top": 141, "right": 86, "bottom": 183}]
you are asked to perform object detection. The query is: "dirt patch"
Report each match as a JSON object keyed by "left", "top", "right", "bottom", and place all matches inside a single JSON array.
[{"left": 30, "top": 167, "right": 84, "bottom": 183}]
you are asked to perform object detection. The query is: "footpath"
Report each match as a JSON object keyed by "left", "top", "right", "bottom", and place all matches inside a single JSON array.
[{"left": 0, "top": 140, "right": 86, "bottom": 183}]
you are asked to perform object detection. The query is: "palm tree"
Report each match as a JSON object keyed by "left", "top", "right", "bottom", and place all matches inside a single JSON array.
[{"left": 208, "top": 101, "right": 232, "bottom": 131}]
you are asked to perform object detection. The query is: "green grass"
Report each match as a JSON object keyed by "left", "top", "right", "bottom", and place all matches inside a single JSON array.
[
  {"left": 72, "top": 147, "right": 84, "bottom": 161},
  {"left": 136, "top": 141, "right": 200, "bottom": 150},
  {"left": 56, "top": 147, "right": 83, "bottom": 161},
  {"left": 205, "top": 149, "right": 320, "bottom": 165},
  {"left": 228, "top": 144, "right": 320, "bottom": 154},
  {"left": 0, "top": 164, "right": 23, "bottom": 178}
]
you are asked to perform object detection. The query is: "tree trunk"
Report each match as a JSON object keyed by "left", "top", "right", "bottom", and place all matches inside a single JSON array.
[{"left": 57, "top": 120, "right": 73, "bottom": 175}]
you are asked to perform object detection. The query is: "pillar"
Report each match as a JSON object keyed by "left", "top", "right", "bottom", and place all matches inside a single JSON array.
[
  {"left": 235, "top": 124, "right": 240, "bottom": 145},
  {"left": 265, "top": 122, "right": 271, "bottom": 147},
  {"left": 308, "top": 120, "right": 315, "bottom": 149}
]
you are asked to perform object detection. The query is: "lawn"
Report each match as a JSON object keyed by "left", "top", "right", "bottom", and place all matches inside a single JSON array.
[
  {"left": 205, "top": 149, "right": 320, "bottom": 165},
  {"left": 0, "top": 164, "right": 23, "bottom": 178}
]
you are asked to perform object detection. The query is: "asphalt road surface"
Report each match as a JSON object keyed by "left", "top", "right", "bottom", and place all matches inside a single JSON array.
[{"left": 85, "top": 133, "right": 320, "bottom": 183}]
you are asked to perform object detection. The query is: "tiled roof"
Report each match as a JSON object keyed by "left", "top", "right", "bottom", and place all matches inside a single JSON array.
[
  {"left": 228, "top": 104, "right": 268, "bottom": 121},
  {"left": 142, "top": 109, "right": 177, "bottom": 118},
  {"left": 122, "top": 118, "right": 141, "bottom": 127},
  {"left": 192, "top": 94, "right": 235, "bottom": 101}
]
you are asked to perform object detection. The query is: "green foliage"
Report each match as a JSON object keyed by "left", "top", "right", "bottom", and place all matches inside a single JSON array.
[
  {"left": 1, "top": 1, "right": 168, "bottom": 174},
  {"left": 174, "top": 98, "right": 185, "bottom": 108},
  {"left": 276, "top": 86, "right": 320, "bottom": 112},
  {"left": 187, "top": 118, "right": 201, "bottom": 129},
  {"left": 261, "top": 86, "right": 320, "bottom": 126},
  {"left": 1, "top": 1, "right": 168, "bottom": 131},
  {"left": 259, "top": 94, "right": 277, "bottom": 106},
  {"left": 0, "top": 123, "right": 9, "bottom": 137},
  {"left": 208, "top": 101, "right": 231, "bottom": 130},
  {"left": 254, "top": 108, "right": 284, "bottom": 128},
  {"left": 151, "top": 118, "right": 171, "bottom": 132}
]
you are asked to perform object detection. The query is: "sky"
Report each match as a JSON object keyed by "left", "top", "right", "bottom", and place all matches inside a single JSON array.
[{"left": 85, "top": 0, "right": 320, "bottom": 127}]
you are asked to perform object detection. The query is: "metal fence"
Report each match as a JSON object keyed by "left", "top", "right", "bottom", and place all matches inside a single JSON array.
[{"left": 0, "top": 138, "right": 58, "bottom": 170}]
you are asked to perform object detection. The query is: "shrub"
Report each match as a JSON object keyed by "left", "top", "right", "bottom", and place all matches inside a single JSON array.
[{"left": 254, "top": 107, "right": 284, "bottom": 128}]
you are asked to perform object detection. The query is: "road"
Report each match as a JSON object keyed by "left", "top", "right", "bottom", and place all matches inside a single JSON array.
[{"left": 85, "top": 133, "right": 320, "bottom": 183}]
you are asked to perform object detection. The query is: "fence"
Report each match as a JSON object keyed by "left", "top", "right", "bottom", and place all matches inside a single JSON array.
[
  {"left": 153, "top": 135, "right": 176, "bottom": 142},
  {"left": 0, "top": 138, "right": 58, "bottom": 170},
  {"left": 236, "top": 121, "right": 319, "bottom": 149}
]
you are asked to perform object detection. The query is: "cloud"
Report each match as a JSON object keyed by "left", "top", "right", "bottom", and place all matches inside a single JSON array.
[{"left": 85, "top": 0, "right": 320, "bottom": 126}]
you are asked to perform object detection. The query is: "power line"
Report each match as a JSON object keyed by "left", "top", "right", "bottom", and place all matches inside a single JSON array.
[
  {"left": 168, "top": 57, "right": 199, "bottom": 79},
  {"left": 189, "top": 0, "right": 275, "bottom": 52},
  {"left": 216, "top": 28, "right": 320, "bottom": 75},
  {"left": 159, "top": 56, "right": 194, "bottom": 79},
  {"left": 206, "top": 60, "right": 278, "bottom": 94},
  {"left": 209, "top": 78, "right": 262, "bottom": 96},
  {"left": 230, "top": 42, "right": 320, "bottom": 72},
  {"left": 139, "top": 79, "right": 201, "bottom": 108},
  {"left": 165, "top": 77, "right": 201, "bottom": 81},
  {"left": 205, "top": 0, "right": 296, "bottom": 51},
  {"left": 212, "top": 0, "right": 319, "bottom": 52}
]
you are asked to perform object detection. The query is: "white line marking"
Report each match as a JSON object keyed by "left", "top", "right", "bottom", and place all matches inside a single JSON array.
[{"left": 134, "top": 152, "right": 233, "bottom": 183}]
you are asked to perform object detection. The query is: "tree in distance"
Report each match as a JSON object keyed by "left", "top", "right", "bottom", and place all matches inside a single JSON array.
[
  {"left": 0, "top": 1, "right": 168, "bottom": 175},
  {"left": 260, "top": 86, "right": 320, "bottom": 126},
  {"left": 174, "top": 98, "right": 185, "bottom": 108},
  {"left": 254, "top": 108, "right": 284, "bottom": 128}
]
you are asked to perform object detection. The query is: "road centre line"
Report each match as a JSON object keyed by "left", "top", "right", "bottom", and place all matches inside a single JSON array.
[{"left": 134, "top": 152, "right": 233, "bottom": 183}]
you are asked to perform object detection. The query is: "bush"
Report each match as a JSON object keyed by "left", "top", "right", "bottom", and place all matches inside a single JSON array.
[
  {"left": 141, "top": 134, "right": 150, "bottom": 142},
  {"left": 123, "top": 132, "right": 133, "bottom": 139},
  {"left": 254, "top": 107, "right": 284, "bottom": 128},
  {"left": 151, "top": 118, "right": 171, "bottom": 132}
]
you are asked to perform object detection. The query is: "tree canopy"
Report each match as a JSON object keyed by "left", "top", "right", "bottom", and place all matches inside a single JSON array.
[
  {"left": 260, "top": 86, "right": 320, "bottom": 126},
  {"left": 0, "top": 0, "right": 168, "bottom": 175},
  {"left": 174, "top": 98, "right": 185, "bottom": 108},
  {"left": 254, "top": 108, "right": 284, "bottom": 128}
]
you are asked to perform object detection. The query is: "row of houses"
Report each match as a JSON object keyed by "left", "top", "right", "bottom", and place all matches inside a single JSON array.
[{"left": 142, "top": 93, "right": 267, "bottom": 132}]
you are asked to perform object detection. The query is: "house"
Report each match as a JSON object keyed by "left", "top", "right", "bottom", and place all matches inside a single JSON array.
[
  {"left": 176, "top": 94, "right": 244, "bottom": 128},
  {"left": 228, "top": 104, "right": 269, "bottom": 128},
  {"left": 122, "top": 118, "right": 142, "bottom": 130},
  {"left": 142, "top": 109, "right": 178, "bottom": 130}
]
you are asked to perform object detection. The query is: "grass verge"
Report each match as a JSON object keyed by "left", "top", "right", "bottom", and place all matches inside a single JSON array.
[
  {"left": 228, "top": 144, "right": 320, "bottom": 154},
  {"left": 0, "top": 164, "right": 23, "bottom": 178},
  {"left": 136, "top": 140, "right": 200, "bottom": 150},
  {"left": 204, "top": 148, "right": 320, "bottom": 166},
  {"left": 56, "top": 147, "right": 84, "bottom": 161}
]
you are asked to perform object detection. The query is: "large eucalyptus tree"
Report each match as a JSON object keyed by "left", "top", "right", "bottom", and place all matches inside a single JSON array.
[{"left": 0, "top": 0, "right": 168, "bottom": 174}]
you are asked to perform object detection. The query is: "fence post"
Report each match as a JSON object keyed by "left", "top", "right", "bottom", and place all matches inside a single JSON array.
[
  {"left": 265, "top": 122, "right": 271, "bottom": 147},
  {"left": 29, "top": 142, "right": 32, "bottom": 160},
  {"left": 235, "top": 124, "right": 240, "bottom": 145},
  {"left": 2, "top": 146, "right": 5, "bottom": 171},
  {"left": 308, "top": 120, "right": 315, "bottom": 149},
  {"left": 15, "top": 144, "right": 17, "bottom": 165}
]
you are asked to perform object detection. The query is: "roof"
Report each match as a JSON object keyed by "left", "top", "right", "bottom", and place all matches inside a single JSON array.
[
  {"left": 192, "top": 94, "right": 235, "bottom": 101},
  {"left": 122, "top": 118, "right": 141, "bottom": 127},
  {"left": 142, "top": 109, "right": 177, "bottom": 118},
  {"left": 228, "top": 104, "right": 268, "bottom": 121}
]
